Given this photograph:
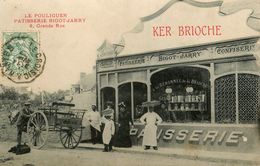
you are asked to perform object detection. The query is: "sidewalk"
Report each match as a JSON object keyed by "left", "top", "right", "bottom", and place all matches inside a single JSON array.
[
  {"left": 1, "top": 142, "right": 259, "bottom": 165},
  {"left": 78, "top": 143, "right": 260, "bottom": 165}
]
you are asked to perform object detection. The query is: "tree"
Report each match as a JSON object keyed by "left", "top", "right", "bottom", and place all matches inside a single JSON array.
[
  {"left": 2, "top": 88, "right": 19, "bottom": 100},
  {"left": 19, "top": 93, "right": 30, "bottom": 101}
]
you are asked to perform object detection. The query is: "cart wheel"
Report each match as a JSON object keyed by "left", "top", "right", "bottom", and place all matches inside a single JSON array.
[
  {"left": 60, "top": 127, "right": 82, "bottom": 149},
  {"left": 26, "top": 111, "right": 49, "bottom": 149}
]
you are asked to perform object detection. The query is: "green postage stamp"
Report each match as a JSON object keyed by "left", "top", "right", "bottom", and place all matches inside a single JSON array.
[{"left": 1, "top": 32, "right": 46, "bottom": 83}]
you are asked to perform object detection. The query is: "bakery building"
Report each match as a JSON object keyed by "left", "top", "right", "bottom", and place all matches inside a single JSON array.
[{"left": 96, "top": 35, "right": 260, "bottom": 152}]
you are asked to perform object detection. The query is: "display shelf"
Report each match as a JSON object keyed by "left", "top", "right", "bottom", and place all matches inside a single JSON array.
[
  {"left": 168, "top": 109, "right": 205, "bottom": 112},
  {"left": 170, "top": 101, "right": 206, "bottom": 103}
]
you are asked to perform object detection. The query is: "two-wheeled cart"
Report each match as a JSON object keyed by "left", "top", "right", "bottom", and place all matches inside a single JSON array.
[{"left": 26, "top": 101, "right": 86, "bottom": 149}]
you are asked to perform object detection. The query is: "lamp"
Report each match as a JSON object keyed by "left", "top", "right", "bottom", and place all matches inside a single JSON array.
[
  {"left": 186, "top": 86, "right": 194, "bottom": 93},
  {"left": 165, "top": 86, "right": 172, "bottom": 94}
]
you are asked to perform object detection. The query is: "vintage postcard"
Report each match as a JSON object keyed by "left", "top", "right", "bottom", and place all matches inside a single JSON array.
[{"left": 0, "top": 0, "right": 260, "bottom": 166}]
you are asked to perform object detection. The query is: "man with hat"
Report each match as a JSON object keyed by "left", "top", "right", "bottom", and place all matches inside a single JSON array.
[
  {"left": 16, "top": 102, "right": 33, "bottom": 145},
  {"left": 140, "top": 101, "right": 162, "bottom": 150},
  {"left": 88, "top": 104, "right": 101, "bottom": 144}
]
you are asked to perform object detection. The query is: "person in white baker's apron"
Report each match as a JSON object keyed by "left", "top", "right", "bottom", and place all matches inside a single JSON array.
[
  {"left": 88, "top": 105, "right": 101, "bottom": 144},
  {"left": 102, "top": 113, "right": 115, "bottom": 152},
  {"left": 140, "top": 104, "right": 162, "bottom": 150}
]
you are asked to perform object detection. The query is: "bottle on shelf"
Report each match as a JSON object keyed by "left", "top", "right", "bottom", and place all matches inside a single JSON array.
[
  {"left": 192, "top": 94, "right": 196, "bottom": 102},
  {"left": 200, "top": 91, "right": 206, "bottom": 102},
  {"left": 174, "top": 103, "right": 178, "bottom": 110},
  {"left": 185, "top": 103, "right": 190, "bottom": 110},
  {"left": 191, "top": 103, "right": 195, "bottom": 110},
  {"left": 180, "top": 103, "right": 185, "bottom": 111},
  {"left": 172, "top": 94, "right": 177, "bottom": 103},
  {"left": 177, "top": 94, "right": 184, "bottom": 103},
  {"left": 185, "top": 94, "right": 192, "bottom": 103}
]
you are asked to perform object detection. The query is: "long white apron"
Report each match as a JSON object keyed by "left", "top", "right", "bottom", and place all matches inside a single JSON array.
[
  {"left": 89, "top": 111, "right": 101, "bottom": 131},
  {"left": 140, "top": 112, "right": 162, "bottom": 147},
  {"left": 143, "top": 123, "right": 157, "bottom": 146},
  {"left": 102, "top": 120, "right": 115, "bottom": 144}
]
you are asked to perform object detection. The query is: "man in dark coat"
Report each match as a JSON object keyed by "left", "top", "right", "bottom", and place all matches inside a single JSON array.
[{"left": 16, "top": 102, "right": 33, "bottom": 145}]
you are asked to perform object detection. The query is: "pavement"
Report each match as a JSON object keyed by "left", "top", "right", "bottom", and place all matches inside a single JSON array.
[
  {"left": 1, "top": 142, "right": 260, "bottom": 166},
  {"left": 78, "top": 143, "right": 260, "bottom": 165},
  {"left": 2, "top": 142, "right": 253, "bottom": 166}
]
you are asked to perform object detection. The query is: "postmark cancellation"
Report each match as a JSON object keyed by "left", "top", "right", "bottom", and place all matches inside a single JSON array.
[{"left": 1, "top": 32, "right": 46, "bottom": 83}]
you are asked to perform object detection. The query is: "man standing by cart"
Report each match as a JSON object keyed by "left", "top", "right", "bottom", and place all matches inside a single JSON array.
[
  {"left": 140, "top": 101, "right": 162, "bottom": 150},
  {"left": 16, "top": 102, "right": 33, "bottom": 146}
]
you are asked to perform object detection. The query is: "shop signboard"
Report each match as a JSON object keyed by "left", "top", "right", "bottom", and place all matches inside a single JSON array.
[
  {"left": 130, "top": 124, "right": 260, "bottom": 153},
  {"left": 97, "top": 38, "right": 258, "bottom": 72}
]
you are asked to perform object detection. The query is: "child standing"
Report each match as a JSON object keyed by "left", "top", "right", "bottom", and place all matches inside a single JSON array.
[{"left": 102, "top": 114, "right": 115, "bottom": 152}]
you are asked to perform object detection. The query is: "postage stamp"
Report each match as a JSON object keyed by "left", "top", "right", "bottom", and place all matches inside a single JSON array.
[{"left": 1, "top": 32, "right": 46, "bottom": 83}]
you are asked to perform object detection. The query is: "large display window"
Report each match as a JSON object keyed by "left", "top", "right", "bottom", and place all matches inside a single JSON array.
[
  {"left": 214, "top": 60, "right": 260, "bottom": 124},
  {"left": 133, "top": 82, "right": 147, "bottom": 120},
  {"left": 215, "top": 73, "right": 260, "bottom": 124},
  {"left": 100, "top": 87, "right": 115, "bottom": 112},
  {"left": 118, "top": 82, "right": 147, "bottom": 121},
  {"left": 150, "top": 66, "right": 211, "bottom": 123},
  {"left": 118, "top": 83, "right": 131, "bottom": 110}
]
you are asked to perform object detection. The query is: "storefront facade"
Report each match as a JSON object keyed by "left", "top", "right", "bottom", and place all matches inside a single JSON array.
[{"left": 96, "top": 36, "right": 260, "bottom": 152}]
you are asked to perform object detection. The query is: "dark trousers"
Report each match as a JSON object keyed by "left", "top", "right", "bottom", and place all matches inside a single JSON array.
[
  {"left": 104, "top": 137, "right": 113, "bottom": 152},
  {"left": 90, "top": 126, "right": 100, "bottom": 144},
  {"left": 17, "top": 127, "right": 22, "bottom": 145}
]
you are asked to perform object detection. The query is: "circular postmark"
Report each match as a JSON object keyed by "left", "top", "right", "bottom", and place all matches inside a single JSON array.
[{"left": 1, "top": 32, "right": 46, "bottom": 83}]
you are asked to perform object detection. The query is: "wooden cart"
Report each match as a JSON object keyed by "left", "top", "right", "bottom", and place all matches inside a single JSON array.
[{"left": 26, "top": 101, "right": 86, "bottom": 149}]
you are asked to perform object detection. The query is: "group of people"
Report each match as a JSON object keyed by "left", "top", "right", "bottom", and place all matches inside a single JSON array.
[
  {"left": 87, "top": 101, "right": 162, "bottom": 152},
  {"left": 87, "top": 102, "right": 132, "bottom": 152},
  {"left": 12, "top": 100, "right": 163, "bottom": 152}
]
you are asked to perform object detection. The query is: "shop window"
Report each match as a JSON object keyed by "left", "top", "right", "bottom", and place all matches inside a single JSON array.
[
  {"left": 150, "top": 67, "right": 211, "bottom": 123},
  {"left": 101, "top": 87, "right": 115, "bottom": 114},
  {"left": 133, "top": 82, "right": 147, "bottom": 121},
  {"left": 118, "top": 82, "right": 147, "bottom": 122},
  {"left": 238, "top": 74, "right": 260, "bottom": 124},
  {"left": 215, "top": 75, "right": 236, "bottom": 123},
  {"left": 215, "top": 73, "right": 260, "bottom": 124},
  {"left": 118, "top": 83, "right": 131, "bottom": 114}
]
